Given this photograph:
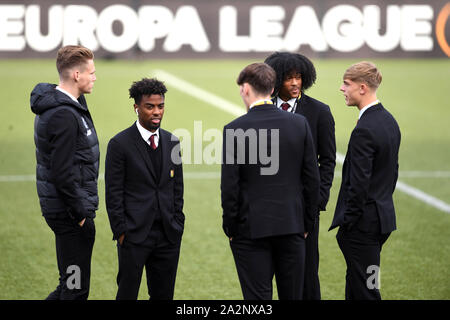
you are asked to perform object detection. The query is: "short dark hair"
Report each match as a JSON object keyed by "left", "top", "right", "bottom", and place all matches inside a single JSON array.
[
  {"left": 56, "top": 45, "right": 94, "bottom": 79},
  {"left": 129, "top": 78, "right": 167, "bottom": 104},
  {"left": 264, "top": 52, "right": 316, "bottom": 96},
  {"left": 236, "top": 63, "right": 276, "bottom": 96}
]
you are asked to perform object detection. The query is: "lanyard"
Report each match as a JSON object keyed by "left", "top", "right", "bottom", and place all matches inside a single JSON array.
[{"left": 251, "top": 100, "right": 273, "bottom": 108}]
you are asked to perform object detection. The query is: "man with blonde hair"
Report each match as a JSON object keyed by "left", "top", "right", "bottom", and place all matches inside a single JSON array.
[
  {"left": 329, "top": 61, "right": 401, "bottom": 300},
  {"left": 31, "top": 45, "right": 98, "bottom": 299}
]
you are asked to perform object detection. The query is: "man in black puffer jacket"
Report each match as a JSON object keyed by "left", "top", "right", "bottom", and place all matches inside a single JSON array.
[{"left": 30, "top": 45, "right": 99, "bottom": 300}]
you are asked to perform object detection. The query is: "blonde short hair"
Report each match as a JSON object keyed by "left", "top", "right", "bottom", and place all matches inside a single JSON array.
[
  {"left": 56, "top": 45, "right": 94, "bottom": 79},
  {"left": 343, "top": 61, "right": 382, "bottom": 89}
]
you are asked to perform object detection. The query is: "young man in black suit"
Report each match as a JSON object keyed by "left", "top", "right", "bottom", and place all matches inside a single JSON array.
[
  {"left": 221, "top": 63, "right": 320, "bottom": 300},
  {"left": 264, "top": 52, "right": 336, "bottom": 300},
  {"left": 329, "top": 61, "right": 401, "bottom": 300},
  {"left": 105, "top": 78, "right": 185, "bottom": 300}
]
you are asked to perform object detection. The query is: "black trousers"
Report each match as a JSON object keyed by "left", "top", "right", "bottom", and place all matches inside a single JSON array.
[
  {"left": 303, "top": 215, "right": 321, "bottom": 300},
  {"left": 230, "top": 233, "right": 305, "bottom": 300},
  {"left": 45, "top": 216, "right": 95, "bottom": 300},
  {"left": 116, "top": 221, "right": 181, "bottom": 300},
  {"left": 336, "top": 227, "right": 390, "bottom": 300}
]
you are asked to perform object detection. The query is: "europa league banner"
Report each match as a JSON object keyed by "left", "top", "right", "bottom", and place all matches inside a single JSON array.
[{"left": 0, "top": 0, "right": 449, "bottom": 59}]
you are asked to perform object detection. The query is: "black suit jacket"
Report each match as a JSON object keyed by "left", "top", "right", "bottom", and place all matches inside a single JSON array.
[
  {"left": 329, "top": 103, "right": 401, "bottom": 234},
  {"left": 273, "top": 94, "right": 336, "bottom": 211},
  {"left": 221, "top": 103, "right": 320, "bottom": 239},
  {"left": 105, "top": 123, "right": 185, "bottom": 244}
]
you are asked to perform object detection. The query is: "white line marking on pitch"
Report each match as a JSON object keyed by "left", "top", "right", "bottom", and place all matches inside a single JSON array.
[
  {"left": 153, "top": 69, "right": 450, "bottom": 214},
  {"left": 398, "top": 171, "right": 450, "bottom": 178},
  {"left": 0, "top": 175, "right": 36, "bottom": 182}
]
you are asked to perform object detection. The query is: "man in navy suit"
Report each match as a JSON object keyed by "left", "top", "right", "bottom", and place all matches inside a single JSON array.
[
  {"left": 221, "top": 63, "right": 320, "bottom": 300},
  {"left": 329, "top": 61, "right": 401, "bottom": 300},
  {"left": 105, "top": 78, "right": 185, "bottom": 300},
  {"left": 265, "top": 52, "right": 336, "bottom": 300}
]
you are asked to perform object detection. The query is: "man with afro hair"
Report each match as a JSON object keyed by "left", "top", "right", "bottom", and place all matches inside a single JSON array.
[{"left": 264, "top": 52, "right": 336, "bottom": 300}]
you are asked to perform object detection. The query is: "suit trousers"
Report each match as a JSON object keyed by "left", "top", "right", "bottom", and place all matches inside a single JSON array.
[
  {"left": 45, "top": 216, "right": 95, "bottom": 300},
  {"left": 116, "top": 221, "right": 181, "bottom": 300},
  {"left": 336, "top": 227, "right": 390, "bottom": 300},
  {"left": 230, "top": 233, "right": 305, "bottom": 300},
  {"left": 303, "top": 215, "right": 321, "bottom": 300}
]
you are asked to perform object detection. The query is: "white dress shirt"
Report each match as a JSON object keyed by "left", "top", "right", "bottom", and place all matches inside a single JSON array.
[
  {"left": 276, "top": 96, "right": 298, "bottom": 113},
  {"left": 359, "top": 100, "right": 380, "bottom": 120},
  {"left": 136, "top": 120, "right": 160, "bottom": 147}
]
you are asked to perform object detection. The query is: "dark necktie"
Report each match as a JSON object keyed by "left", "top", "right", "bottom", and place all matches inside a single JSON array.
[
  {"left": 149, "top": 134, "right": 157, "bottom": 150},
  {"left": 281, "top": 102, "right": 290, "bottom": 111}
]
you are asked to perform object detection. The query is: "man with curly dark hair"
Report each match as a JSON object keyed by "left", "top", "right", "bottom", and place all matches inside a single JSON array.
[
  {"left": 105, "top": 78, "right": 185, "bottom": 300},
  {"left": 264, "top": 52, "right": 336, "bottom": 300}
]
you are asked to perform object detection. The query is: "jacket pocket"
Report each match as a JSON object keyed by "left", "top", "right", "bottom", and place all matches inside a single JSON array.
[{"left": 356, "top": 202, "right": 380, "bottom": 234}]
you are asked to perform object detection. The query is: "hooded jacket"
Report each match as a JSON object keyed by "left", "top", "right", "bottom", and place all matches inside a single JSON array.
[{"left": 31, "top": 83, "right": 99, "bottom": 221}]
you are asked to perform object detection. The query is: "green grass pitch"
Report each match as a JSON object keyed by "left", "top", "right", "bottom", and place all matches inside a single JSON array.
[{"left": 0, "top": 58, "right": 449, "bottom": 299}]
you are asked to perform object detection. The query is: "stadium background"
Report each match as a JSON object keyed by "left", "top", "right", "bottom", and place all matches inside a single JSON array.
[{"left": 0, "top": 0, "right": 449, "bottom": 299}]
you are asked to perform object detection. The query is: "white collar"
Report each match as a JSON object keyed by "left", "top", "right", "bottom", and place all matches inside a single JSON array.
[
  {"left": 359, "top": 100, "right": 380, "bottom": 119},
  {"left": 56, "top": 86, "right": 79, "bottom": 103},
  {"left": 276, "top": 96, "right": 297, "bottom": 108},
  {"left": 136, "top": 120, "right": 159, "bottom": 143}
]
